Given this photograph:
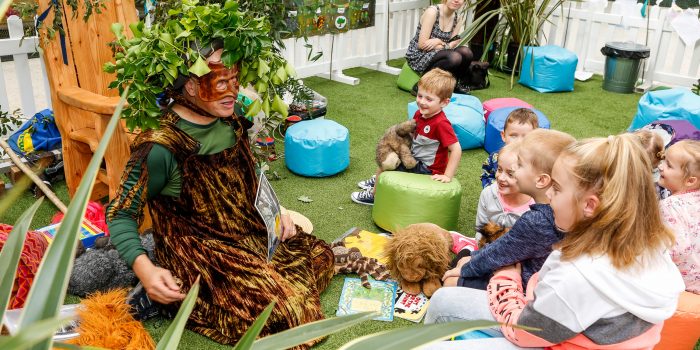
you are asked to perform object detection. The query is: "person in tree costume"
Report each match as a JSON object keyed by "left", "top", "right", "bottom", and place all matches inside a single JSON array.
[{"left": 106, "top": 1, "right": 334, "bottom": 346}]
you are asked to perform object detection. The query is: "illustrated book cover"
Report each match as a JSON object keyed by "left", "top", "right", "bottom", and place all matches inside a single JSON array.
[
  {"left": 254, "top": 172, "right": 282, "bottom": 262},
  {"left": 393, "top": 288, "right": 430, "bottom": 322},
  {"left": 336, "top": 277, "right": 397, "bottom": 322}
]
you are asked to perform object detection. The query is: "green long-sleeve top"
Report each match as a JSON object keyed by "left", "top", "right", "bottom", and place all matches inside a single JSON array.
[{"left": 107, "top": 117, "right": 237, "bottom": 267}]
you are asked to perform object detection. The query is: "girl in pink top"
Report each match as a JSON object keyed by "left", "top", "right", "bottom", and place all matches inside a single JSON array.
[{"left": 658, "top": 140, "right": 700, "bottom": 294}]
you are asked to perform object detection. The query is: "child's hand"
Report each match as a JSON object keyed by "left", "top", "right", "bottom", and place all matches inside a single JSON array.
[
  {"left": 431, "top": 174, "right": 452, "bottom": 183},
  {"left": 442, "top": 266, "right": 461, "bottom": 286}
]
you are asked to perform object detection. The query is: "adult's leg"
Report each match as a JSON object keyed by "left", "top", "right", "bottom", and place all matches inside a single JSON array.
[
  {"left": 454, "top": 46, "right": 474, "bottom": 81},
  {"left": 425, "top": 50, "right": 463, "bottom": 77}
]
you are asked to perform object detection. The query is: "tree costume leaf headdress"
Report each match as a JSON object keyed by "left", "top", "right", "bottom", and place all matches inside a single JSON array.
[{"left": 105, "top": 0, "right": 293, "bottom": 131}]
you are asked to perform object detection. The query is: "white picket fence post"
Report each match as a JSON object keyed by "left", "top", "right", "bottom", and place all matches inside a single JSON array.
[{"left": 0, "top": 15, "right": 51, "bottom": 119}]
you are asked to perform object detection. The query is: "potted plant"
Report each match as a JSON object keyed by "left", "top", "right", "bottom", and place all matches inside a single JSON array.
[{"left": 460, "top": 0, "right": 567, "bottom": 86}]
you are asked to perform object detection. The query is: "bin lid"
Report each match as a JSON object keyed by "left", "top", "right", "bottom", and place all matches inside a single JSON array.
[{"left": 601, "top": 41, "right": 650, "bottom": 59}]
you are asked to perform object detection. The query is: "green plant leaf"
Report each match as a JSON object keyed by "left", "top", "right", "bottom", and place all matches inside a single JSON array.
[
  {"left": 18, "top": 87, "right": 130, "bottom": 350},
  {"left": 188, "top": 56, "right": 211, "bottom": 77},
  {"left": 110, "top": 22, "right": 124, "bottom": 39},
  {"left": 338, "top": 320, "right": 501, "bottom": 350},
  {"left": 233, "top": 302, "right": 276, "bottom": 350},
  {"left": 155, "top": 277, "right": 201, "bottom": 350},
  {"left": 251, "top": 312, "right": 375, "bottom": 350},
  {"left": 0, "top": 317, "right": 70, "bottom": 350},
  {"left": 0, "top": 199, "right": 43, "bottom": 322}
]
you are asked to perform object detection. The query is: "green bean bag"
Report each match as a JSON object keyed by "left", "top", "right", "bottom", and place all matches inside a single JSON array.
[
  {"left": 372, "top": 171, "right": 462, "bottom": 232},
  {"left": 396, "top": 62, "right": 421, "bottom": 92}
]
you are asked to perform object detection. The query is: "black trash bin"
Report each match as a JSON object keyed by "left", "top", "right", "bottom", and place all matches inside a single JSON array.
[{"left": 600, "top": 42, "right": 650, "bottom": 93}]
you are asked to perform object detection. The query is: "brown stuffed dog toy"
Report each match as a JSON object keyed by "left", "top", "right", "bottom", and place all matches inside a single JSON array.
[
  {"left": 477, "top": 221, "right": 510, "bottom": 248},
  {"left": 376, "top": 119, "right": 417, "bottom": 170},
  {"left": 384, "top": 223, "right": 452, "bottom": 297}
]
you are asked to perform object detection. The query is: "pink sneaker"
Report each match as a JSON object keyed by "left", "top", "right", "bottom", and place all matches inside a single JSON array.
[{"left": 449, "top": 231, "right": 478, "bottom": 254}]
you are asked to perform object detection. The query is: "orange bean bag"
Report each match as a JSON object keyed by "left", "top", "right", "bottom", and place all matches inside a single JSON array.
[{"left": 656, "top": 291, "right": 700, "bottom": 349}]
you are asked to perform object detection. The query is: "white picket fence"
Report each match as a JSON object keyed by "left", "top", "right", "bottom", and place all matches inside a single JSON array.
[
  {"left": 1, "top": 1, "right": 699, "bottom": 119},
  {"left": 541, "top": 1, "right": 700, "bottom": 88},
  {"left": 0, "top": 16, "right": 51, "bottom": 119}
]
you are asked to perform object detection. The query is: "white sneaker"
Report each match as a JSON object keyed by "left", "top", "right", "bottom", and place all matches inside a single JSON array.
[
  {"left": 357, "top": 175, "right": 376, "bottom": 190},
  {"left": 351, "top": 189, "right": 375, "bottom": 205}
]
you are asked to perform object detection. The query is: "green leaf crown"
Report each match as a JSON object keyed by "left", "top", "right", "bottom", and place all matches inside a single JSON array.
[{"left": 105, "top": 0, "right": 294, "bottom": 131}]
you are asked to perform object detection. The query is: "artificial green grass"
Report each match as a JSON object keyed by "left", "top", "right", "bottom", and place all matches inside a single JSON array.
[{"left": 0, "top": 59, "right": 646, "bottom": 348}]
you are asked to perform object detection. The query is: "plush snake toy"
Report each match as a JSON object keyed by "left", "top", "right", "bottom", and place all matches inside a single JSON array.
[{"left": 330, "top": 241, "right": 390, "bottom": 288}]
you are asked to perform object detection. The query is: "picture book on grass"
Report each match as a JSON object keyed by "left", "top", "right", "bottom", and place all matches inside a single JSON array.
[
  {"left": 336, "top": 277, "right": 397, "bottom": 321},
  {"left": 393, "top": 288, "right": 430, "bottom": 322}
]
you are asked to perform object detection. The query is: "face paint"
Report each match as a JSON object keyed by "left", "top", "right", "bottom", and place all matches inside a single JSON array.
[{"left": 195, "top": 61, "right": 240, "bottom": 102}]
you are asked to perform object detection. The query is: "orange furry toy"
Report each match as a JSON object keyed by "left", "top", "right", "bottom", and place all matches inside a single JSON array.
[
  {"left": 70, "top": 289, "right": 155, "bottom": 350},
  {"left": 384, "top": 223, "right": 453, "bottom": 297}
]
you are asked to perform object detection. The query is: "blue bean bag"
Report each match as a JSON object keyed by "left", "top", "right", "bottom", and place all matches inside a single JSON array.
[
  {"left": 519, "top": 45, "right": 578, "bottom": 93},
  {"left": 628, "top": 88, "right": 700, "bottom": 131},
  {"left": 408, "top": 93, "right": 485, "bottom": 150},
  {"left": 485, "top": 107, "right": 551, "bottom": 154},
  {"left": 285, "top": 119, "right": 350, "bottom": 177}
]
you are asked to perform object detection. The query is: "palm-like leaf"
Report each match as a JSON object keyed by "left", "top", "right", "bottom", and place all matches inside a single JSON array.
[
  {"left": 233, "top": 301, "right": 277, "bottom": 350},
  {"left": 339, "top": 320, "right": 500, "bottom": 350},
  {"left": 0, "top": 317, "right": 71, "bottom": 350},
  {"left": 0, "top": 199, "right": 43, "bottom": 322},
  {"left": 251, "top": 312, "right": 375, "bottom": 350},
  {"left": 17, "top": 87, "right": 130, "bottom": 350},
  {"left": 155, "top": 276, "right": 201, "bottom": 350}
]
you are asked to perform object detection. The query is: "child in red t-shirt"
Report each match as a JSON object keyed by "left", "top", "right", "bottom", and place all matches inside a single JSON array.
[{"left": 351, "top": 68, "right": 462, "bottom": 205}]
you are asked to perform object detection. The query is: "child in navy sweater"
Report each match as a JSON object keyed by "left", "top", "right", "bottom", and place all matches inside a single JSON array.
[{"left": 443, "top": 129, "right": 575, "bottom": 289}]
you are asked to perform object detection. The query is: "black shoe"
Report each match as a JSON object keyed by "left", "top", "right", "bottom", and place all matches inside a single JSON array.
[
  {"left": 127, "top": 282, "right": 161, "bottom": 321},
  {"left": 454, "top": 81, "right": 471, "bottom": 95},
  {"left": 410, "top": 83, "right": 418, "bottom": 96}
]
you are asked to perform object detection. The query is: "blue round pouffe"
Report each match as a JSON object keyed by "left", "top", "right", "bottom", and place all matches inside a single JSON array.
[
  {"left": 628, "top": 88, "right": 700, "bottom": 131},
  {"left": 284, "top": 119, "right": 349, "bottom": 177},
  {"left": 408, "top": 93, "right": 485, "bottom": 150},
  {"left": 485, "top": 107, "right": 551, "bottom": 154}
]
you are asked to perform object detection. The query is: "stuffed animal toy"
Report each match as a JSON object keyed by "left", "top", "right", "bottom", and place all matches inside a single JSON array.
[
  {"left": 68, "top": 232, "right": 155, "bottom": 297},
  {"left": 331, "top": 241, "right": 390, "bottom": 288},
  {"left": 384, "top": 223, "right": 452, "bottom": 297},
  {"left": 376, "top": 119, "right": 417, "bottom": 170},
  {"left": 477, "top": 221, "right": 509, "bottom": 247}
]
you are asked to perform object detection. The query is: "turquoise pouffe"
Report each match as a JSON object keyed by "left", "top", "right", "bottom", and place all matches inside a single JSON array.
[
  {"left": 519, "top": 45, "right": 578, "bottom": 93},
  {"left": 285, "top": 119, "right": 349, "bottom": 177},
  {"left": 372, "top": 171, "right": 462, "bottom": 232},
  {"left": 628, "top": 88, "right": 700, "bottom": 131},
  {"left": 485, "top": 107, "right": 550, "bottom": 154},
  {"left": 397, "top": 62, "right": 421, "bottom": 92},
  {"left": 408, "top": 93, "right": 485, "bottom": 150}
]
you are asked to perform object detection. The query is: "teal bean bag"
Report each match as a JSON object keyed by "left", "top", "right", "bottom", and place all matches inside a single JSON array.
[
  {"left": 397, "top": 62, "right": 421, "bottom": 92},
  {"left": 285, "top": 119, "right": 350, "bottom": 177},
  {"left": 372, "top": 171, "right": 462, "bottom": 232}
]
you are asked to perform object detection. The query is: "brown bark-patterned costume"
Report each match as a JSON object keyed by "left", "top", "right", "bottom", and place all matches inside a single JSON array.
[{"left": 109, "top": 111, "right": 334, "bottom": 346}]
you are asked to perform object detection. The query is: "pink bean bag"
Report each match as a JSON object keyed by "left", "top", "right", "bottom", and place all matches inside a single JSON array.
[{"left": 482, "top": 98, "right": 532, "bottom": 122}]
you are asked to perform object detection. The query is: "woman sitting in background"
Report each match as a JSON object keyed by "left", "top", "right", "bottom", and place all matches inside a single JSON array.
[{"left": 405, "top": 0, "right": 473, "bottom": 94}]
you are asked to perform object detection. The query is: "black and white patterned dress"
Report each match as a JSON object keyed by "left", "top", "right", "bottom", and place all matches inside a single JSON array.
[{"left": 405, "top": 5, "right": 458, "bottom": 74}]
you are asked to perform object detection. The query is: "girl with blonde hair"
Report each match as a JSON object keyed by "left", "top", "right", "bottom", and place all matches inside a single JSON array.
[{"left": 423, "top": 134, "right": 683, "bottom": 350}]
